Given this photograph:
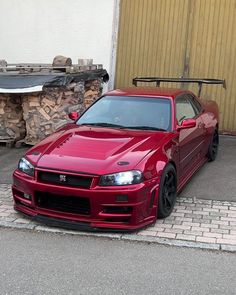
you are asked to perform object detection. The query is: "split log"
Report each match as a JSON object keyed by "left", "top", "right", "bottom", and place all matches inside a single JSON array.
[{"left": 52, "top": 55, "right": 72, "bottom": 67}]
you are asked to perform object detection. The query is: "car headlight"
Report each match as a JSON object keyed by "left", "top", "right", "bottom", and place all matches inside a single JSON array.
[
  {"left": 18, "top": 157, "right": 35, "bottom": 177},
  {"left": 99, "top": 170, "right": 142, "bottom": 186}
]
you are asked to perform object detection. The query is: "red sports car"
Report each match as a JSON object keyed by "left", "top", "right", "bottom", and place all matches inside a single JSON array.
[{"left": 12, "top": 77, "right": 225, "bottom": 230}]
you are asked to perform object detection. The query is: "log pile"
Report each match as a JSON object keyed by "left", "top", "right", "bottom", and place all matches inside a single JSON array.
[
  {"left": 22, "top": 79, "right": 102, "bottom": 145},
  {"left": 0, "top": 94, "right": 25, "bottom": 142},
  {"left": 0, "top": 57, "right": 107, "bottom": 146},
  {"left": 84, "top": 79, "right": 102, "bottom": 108}
]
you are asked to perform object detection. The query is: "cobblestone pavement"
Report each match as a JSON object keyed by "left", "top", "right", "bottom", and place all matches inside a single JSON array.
[{"left": 1, "top": 184, "right": 236, "bottom": 252}]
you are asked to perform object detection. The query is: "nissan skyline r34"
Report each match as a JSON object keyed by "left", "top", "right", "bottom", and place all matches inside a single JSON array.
[{"left": 12, "top": 77, "right": 225, "bottom": 230}]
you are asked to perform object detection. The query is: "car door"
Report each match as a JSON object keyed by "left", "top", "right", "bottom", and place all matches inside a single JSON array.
[{"left": 175, "top": 94, "right": 206, "bottom": 181}]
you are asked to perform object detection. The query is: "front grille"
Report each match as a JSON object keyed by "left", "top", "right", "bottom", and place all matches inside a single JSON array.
[
  {"left": 38, "top": 171, "right": 92, "bottom": 188},
  {"left": 35, "top": 192, "right": 91, "bottom": 215}
]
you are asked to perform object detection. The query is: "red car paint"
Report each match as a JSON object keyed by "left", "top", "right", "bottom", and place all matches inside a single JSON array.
[{"left": 12, "top": 87, "right": 219, "bottom": 230}]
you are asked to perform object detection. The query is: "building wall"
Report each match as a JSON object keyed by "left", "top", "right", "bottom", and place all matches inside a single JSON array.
[
  {"left": 0, "top": 0, "right": 117, "bottom": 90},
  {"left": 115, "top": 0, "right": 236, "bottom": 133}
]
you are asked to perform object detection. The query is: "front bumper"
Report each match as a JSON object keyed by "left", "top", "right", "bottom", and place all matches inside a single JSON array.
[{"left": 12, "top": 169, "right": 159, "bottom": 231}]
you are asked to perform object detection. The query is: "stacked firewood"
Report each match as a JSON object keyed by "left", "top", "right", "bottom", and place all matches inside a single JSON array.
[
  {"left": 0, "top": 94, "right": 25, "bottom": 141},
  {"left": 84, "top": 79, "right": 102, "bottom": 108},
  {"left": 22, "top": 79, "right": 103, "bottom": 145}
]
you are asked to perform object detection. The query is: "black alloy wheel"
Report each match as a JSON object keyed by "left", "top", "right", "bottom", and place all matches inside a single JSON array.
[
  {"left": 157, "top": 164, "right": 177, "bottom": 218},
  {"left": 207, "top": 129, "right": 219, "bottom": 162}
]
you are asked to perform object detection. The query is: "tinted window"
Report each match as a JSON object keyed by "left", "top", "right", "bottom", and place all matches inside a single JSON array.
[
  {"left": 189, "top": 96, "right": 202, "bottom": 113},
  {"left": 77, "top": 96, "right": 172, "bottom": 131},
  {"left": 176, "top": 96, "right": 197, "bottom": 124}
]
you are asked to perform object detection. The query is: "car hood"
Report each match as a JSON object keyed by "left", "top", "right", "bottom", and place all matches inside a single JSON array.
[{"left": 26, "top": 125, "right": 169, "bottom": 175}]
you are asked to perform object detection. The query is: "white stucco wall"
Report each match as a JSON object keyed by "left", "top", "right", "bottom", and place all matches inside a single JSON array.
[{"left": 0, "top": 0, "right": 119, "bottom": 89}]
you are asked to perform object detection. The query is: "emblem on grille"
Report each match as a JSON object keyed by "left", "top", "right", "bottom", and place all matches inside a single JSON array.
[{"left": 59, "top": 175, "right": 67, "bottom": 182}]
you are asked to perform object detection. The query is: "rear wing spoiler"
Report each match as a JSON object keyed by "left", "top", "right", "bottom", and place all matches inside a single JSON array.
[{"left": 132, "top": 77, "right": 226, "bottom": 97}]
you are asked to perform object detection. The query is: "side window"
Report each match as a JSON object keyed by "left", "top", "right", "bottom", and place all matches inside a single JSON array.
[
  {"left": 176, "top": 95, "right": 197, "bottom": 124},
  {"left": 191, "top": 96, "right": 202, "bottom": 114}
]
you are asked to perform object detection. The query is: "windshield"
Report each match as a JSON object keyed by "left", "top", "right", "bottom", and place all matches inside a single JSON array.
[{"left": 77, "top": 96, "right": 172, "bottom": 131}]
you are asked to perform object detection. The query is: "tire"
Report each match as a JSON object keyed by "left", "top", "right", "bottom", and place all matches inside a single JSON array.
[
  {"left": 207, "top": 129, "right": 219, "bottom": 162},
  {"left": 157, "top": 163, "right": 177, "bottom": 219}
]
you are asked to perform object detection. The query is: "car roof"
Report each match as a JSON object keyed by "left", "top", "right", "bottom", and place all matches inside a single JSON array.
[{"left": 105, "top": 87, "right": 191, "bottom": 100}]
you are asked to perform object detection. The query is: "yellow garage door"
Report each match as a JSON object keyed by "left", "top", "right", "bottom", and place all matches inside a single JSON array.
[{"left": 115, "top": 0, "right": 236, "bottom": 133}]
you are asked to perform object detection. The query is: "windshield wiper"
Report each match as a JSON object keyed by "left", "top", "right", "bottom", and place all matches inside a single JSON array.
[
  {"left": 79, "top": 123, "right": 126, "bottom": 128},
  {"left": 126, "top": 126, "right": 167, "bottom": 131}
]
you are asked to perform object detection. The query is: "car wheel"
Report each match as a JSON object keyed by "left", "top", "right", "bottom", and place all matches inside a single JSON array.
[
  {"left": 157, "top": 164, "right": 177, "bottom": 219},
  {"left": 207, "top": 129, "right": 219, "bottom": 162}
]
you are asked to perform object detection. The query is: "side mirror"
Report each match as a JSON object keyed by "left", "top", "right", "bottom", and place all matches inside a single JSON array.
[
  {"left": 177, "top": 118, "right": 196, "bottom": 131},
  {"left": 68, "top": 112, "right": 79, "bottom": 121}
]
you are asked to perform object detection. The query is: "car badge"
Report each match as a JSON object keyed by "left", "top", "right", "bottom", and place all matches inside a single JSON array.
[{"left": 59, "top": 175, "right": 67, "bottom": 182}]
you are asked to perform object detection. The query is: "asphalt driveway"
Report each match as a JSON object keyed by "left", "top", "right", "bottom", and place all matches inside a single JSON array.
[
  {"left": 179, "top": 135, "right": 236, "bottom": 202},
  {"left": 0, "top": 135, "right": 235, "bottom": 202}
]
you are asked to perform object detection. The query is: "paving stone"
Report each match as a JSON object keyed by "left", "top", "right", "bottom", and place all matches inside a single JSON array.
[
  {"left": 203, "top": 208, "right": 219, "bottom": 212},
  {"left": 2, "top": 217, "right": 16, "bottom": 222},
  {"left": 211, "top": 220, "right": 229, "bottom": 226},
  {"left": 227, "top": 212, "right": 236, "bottom": 217},
  {"left": 196, "top": 236, "right": 216, "bottom": 243},
  {"left": 221, "top": 217, "right": 236, "bottom": 222},
  {"left": 148, "top": 226, "right": 165, "bottom": 232},
  {"left": 185, "top": 213, "right": 203, "bottom": 219},
  {"left": 154, "top": 223, "right": 173, "bottom": 229},
  {"left": 183, "top": 230, "right": 203, "bottom": 236},
  {"left": 163, "top": 220, "right": 182, "bottom": 225},
  {"left": 0, "top": 212, "right": 10, "bottom": 217},
  {"left": 193, "top": 219, "right": 210, "bottom": 224},
  {"left": 219, "top": 225, "right": 236, "bottom": 230},
  {"left": 175, "top": 217, "right": 193, "bottom": 223},
  {"left": 203, "top": 232, "right": 223, "bottom": 239},
  {"left": 210, "top": 228, "right": 229, "bottom": 234},
  {"left": 169, "top": 212, "right": 184, "bottom": 217},
  {"left": 175, "top": 209, "right": 193, "bottom": 214},
  {"left": 200, "top": 223, "right": 219, "bottom": 229},
  {"left": 164, "top": 228, "right": 184, "bottom": 234},
  {"left": 185, "top": 207, "right": 203, "bottom": 211},
  {"left": 182, "top": 222, "right": 200, "bottom": 226},
  {"left": 209, "top": 212, "right": 227, "bottom": 217},
  {"left": 4, "top": 209, "right": 16, "bottom": 214},
  {"left": 196, "top": 200, "right": 213, "bottom": 205},
  {"left": 173, "top": 205, "right": 186, "bottom": 210},
  {"left": 202, "top": 215, "right": 220, "bottom": 221},
  {"left": 0, "top": 205, "right": 12, "bottom": 209},
  {"left": 212, "top": 205, "right": 229, "bottom": 210},
  {"left": 173, "top": 225, "right": 191, "bottom": 230},
  {"left": 194, "top": 210, "right": 210, "bottom": 216},
  {"left": 222, "top": 234, "right": 236, "bottom": 240},
  {"left": 191, "top": 226, "right": 209, "bottom": 232}
]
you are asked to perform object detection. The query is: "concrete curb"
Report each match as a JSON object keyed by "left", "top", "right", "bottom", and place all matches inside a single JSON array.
[{"left": 1, "top": 219, "right": 236, "bottom": 253}]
